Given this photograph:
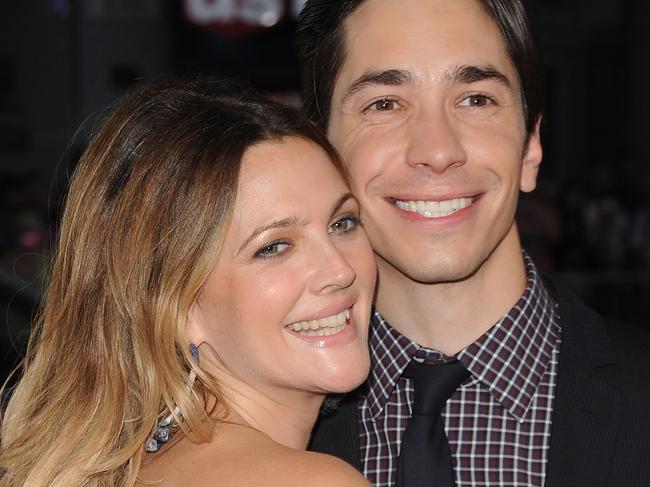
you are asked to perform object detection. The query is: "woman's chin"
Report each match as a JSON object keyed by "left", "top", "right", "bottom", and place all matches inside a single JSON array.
[{"left": 317, "top": 357, "right": 370, "bottom": 394}]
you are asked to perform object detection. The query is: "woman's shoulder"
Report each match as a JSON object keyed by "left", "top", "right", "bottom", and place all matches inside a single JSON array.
[
  {"left": 268, "top": 449, "right": 371, "bottom": 486},
  {"left": 138, "top": 425, "right": 370, "bottom": 486},
  {"left": 214, "top": 431, "right": 371, "bottom": 486}
]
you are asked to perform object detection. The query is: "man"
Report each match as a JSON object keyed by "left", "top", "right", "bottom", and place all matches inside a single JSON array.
[{"left": 296, "top": 0, "right": 650, "bottom": 486}]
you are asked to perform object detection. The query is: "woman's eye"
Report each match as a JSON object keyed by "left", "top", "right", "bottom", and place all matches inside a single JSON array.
[
  {"left": 329, "top": 215, "right": 360, "bottom": 234},
  {"left": 254, "top": 241, "right": 290, "bottom": 259},
  {"left": 365, "top": 98, "right": 401, "bottom": 112},
  {"left": 458, "top": 94, "right": 495, "bottom": 108}
]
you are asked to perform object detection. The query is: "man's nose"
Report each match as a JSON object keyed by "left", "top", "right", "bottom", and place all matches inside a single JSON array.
[{"left": 405, "top": 107, "right": 467, "bottom": 173}]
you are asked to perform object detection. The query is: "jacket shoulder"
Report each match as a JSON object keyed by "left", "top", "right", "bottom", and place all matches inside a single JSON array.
[{"left": 545, "top": 273, "right": 650, "bottom": 383}]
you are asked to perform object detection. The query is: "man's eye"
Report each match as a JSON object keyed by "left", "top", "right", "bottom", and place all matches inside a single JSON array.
[
  {"left": 255, "top": 241, "right": 290, "bottom": 259},
  {"left": 365, "top": 98, "right": 401, "bottom": 111},
  {"left": 458, "top": 94, "right": 495, "bottom": 107},
  {"left": 329, "top": 215, "right": 360, "bottom": 234}
]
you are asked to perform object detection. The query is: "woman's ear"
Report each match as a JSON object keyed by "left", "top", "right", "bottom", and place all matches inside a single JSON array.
[{"left": 186, "top": 299, "right": 207, "bottom": 347}]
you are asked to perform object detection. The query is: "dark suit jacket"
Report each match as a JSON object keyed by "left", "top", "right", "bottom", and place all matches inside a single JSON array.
[{"left": 310, "top": 276, "right": 650, "bottom": 486}]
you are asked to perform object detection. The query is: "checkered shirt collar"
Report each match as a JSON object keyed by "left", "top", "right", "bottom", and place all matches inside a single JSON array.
[{"left": 366, "top": 252, "right": 560, "bottom": 421}]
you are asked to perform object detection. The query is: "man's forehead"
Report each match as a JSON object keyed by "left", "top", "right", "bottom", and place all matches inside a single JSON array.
[
  {"left": 341, "top": 0, "right": 485, "bottom": 40},
  {"left": 343, "top": 0, "right": 509, "bottom": 70},
  {"left": 334, "top": 0, "right": 514, "bottom": 91}
]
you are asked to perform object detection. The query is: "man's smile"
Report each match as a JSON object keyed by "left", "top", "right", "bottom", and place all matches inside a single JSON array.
[{"left": 393, "top": 196, "right": 476, "bottom": 218}]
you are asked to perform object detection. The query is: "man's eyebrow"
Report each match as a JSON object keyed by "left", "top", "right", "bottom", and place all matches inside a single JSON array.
[
  {"left": 447, "top": 64, "right": 512, "bottom": 88},
  {"left": 238, "top": 216, "right": 306, "bottom": 254},
  {"left": 342, "top": 69, "right": 413, "bottom": 104}
]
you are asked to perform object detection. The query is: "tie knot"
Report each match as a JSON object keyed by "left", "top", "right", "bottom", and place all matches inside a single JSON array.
[{"left": 404, "top": 360, "right": 469, "bottom": 415}]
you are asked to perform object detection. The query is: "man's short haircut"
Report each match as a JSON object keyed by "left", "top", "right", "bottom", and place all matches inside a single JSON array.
[{"left": 296, "top": 0, "right": 544, "bottom": 137}]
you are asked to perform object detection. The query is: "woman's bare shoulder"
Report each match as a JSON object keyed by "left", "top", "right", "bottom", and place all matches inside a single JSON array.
[
  {"left": 207, "top": 436, "right": 371, "bottom": 486},
  {"left": 237, "top": 447, "right": 371, "bottom": 487},
  {"left": 137, "top": 426, "right": 370, "bottom": 486},
  {"left": 277, "top": 450, "right": 372, "bottom": 486}
]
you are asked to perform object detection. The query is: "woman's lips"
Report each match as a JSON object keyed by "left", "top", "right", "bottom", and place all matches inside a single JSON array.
[{"left": 286, "top": 308, "right": 350, "bottom": 336}]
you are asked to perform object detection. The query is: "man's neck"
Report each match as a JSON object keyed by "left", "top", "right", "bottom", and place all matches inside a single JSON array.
[{"left": 374, "top": 229, "right": 527, "bottom": 355}]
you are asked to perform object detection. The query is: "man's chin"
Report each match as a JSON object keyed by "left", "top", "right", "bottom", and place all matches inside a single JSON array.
[{"left": 377, "top": 252, "right": 483, "bottom": 286}]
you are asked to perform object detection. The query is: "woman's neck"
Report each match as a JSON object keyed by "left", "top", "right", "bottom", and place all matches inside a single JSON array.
[
  {"left": 223, "top": 395, "right": 320, "bottom": 449},
  {"left": 221, "top": 384, "right": 325, "bottom": 449},
  {"left": 201, "top": 354, "right": 325, "bottom": 450}
]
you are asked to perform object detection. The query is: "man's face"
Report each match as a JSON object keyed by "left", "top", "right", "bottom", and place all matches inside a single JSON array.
[{"left": 328, "top": 0, "right": 542, "bottom": 285}]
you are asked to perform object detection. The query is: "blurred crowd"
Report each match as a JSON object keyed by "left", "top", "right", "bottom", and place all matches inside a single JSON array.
[
  {"left": 518, "top": 157, "right": 649, "bottom": 273},
  {"left": 0, "top": 172, "right": 54, "bottom": 288}
]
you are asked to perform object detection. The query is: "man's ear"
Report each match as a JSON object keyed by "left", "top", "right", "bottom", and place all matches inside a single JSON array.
[{"left": 520, "top": 116, "right": 543, "bottom": 193}]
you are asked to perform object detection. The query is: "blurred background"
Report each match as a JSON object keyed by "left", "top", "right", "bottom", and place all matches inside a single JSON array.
[{"left": 1, "top": 0, "right": 649, "bottom": 382}]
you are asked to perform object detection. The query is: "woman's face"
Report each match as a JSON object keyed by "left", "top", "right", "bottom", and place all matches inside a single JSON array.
[{"left": 188, "top": 136, "right": 376, "bottom": 398}]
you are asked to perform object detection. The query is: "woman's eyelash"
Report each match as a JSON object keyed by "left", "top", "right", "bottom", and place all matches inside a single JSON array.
[
  {"left": 329, "top": 215, "right": 361, "bottom": 234},
  {"left": 254, "top": 240, "right": 291, "bottom": 260}
]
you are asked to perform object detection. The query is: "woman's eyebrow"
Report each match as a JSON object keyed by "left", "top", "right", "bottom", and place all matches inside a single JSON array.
[
  {"left": 238, "top": 216, "right": 306, "bottom": 254},
  {"left": 238, "top": 192, "right": 356, "bottom": 254},
  {"left": 330, "top": 192, "right": 356, "bottom": 217}
]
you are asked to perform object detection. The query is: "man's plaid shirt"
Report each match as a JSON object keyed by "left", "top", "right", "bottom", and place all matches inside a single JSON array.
[{"left": 360, "top": 254, "right": 561, "bottom": 486}]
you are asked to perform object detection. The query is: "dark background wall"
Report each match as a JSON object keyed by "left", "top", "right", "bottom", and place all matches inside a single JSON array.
[{"left": 1, "top": 0, "right": 648, "bottom": 381}]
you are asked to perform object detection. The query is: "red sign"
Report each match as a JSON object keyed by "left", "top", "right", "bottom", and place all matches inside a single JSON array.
[{"left": 183, "top": 0, "right": 299, "bottom": 37}]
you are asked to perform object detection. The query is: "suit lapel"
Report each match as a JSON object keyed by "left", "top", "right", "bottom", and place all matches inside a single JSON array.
[{"left": 544, "top": 277, "right": 623, "bottom": 486}]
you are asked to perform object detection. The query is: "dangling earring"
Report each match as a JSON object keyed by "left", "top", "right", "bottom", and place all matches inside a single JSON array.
[
  {"left": 190, "top": 342, "right": 200, "bottom": 363},
  {"left": 145, "top": 343, "right": 200, "bottom": 453}
]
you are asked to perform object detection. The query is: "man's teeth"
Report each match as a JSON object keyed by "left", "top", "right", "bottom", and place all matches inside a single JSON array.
[
  {"left": 395, "top": 197, "right": 473, "bottom": 218},
  {"left": 289, "top": 309, "right": 350, "bottom": 337}
]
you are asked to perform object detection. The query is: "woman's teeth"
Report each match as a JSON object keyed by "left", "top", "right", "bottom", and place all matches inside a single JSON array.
[
  {"left": 395, "top": 197, "right": 473, "bottom": 218},
  {"left": 288, "top": 309, "right": 350, "bottom": 336}
]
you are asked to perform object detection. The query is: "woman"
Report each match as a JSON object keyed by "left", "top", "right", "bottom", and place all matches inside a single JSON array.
[{"left": 0, "top": 79, "right": 376, "bottom": 486}]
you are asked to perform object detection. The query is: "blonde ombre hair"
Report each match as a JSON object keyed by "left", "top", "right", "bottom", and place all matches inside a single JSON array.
[{"left": 0, "top": 78, "right": 343, "bottom": 486}]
